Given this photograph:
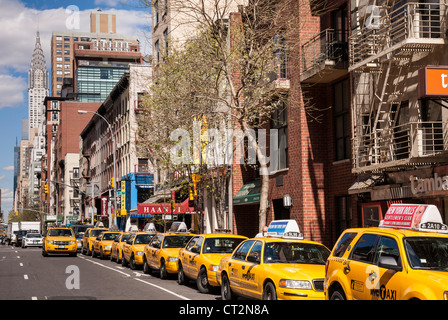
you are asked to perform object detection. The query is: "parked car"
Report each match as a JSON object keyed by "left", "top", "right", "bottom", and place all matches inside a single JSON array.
[
  {"left": 178, "top": 233, "right": 247, "bottom": 293},
  {"left": 111, "top": 232, "right": 131, "bottom": 263},
  {"left": 92, "top": 231, "right": 121, "bottom": 259},
  {"left": 81, "top": 227, "right": 108, "bottom": 256},
  {"left": 122, "top": 232, "right": 157, "bottom": 270}
]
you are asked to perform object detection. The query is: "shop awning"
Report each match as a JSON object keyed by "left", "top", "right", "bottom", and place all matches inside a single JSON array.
[
  {"left": 233, "top": 180, "right": 261, "bottom": 206},
  {"left": 134, "top": 198, "right": 194, "bottom": 217},
  {"left": 348, "top": 174, "right": 383, "bottom": 195}
]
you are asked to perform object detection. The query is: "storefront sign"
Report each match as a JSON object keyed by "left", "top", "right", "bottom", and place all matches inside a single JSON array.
[
  {"left": 418, "top": 66, "right": 448, "bottom": 98},
  {"left": 101, "top": 196, "right": 108, "bottom": 217},
  {"left": 410, "top": 174, "right": 448, "bottom": 195},
  {"left": 137, "top": 199, "right": 194, "bottom": 215}
]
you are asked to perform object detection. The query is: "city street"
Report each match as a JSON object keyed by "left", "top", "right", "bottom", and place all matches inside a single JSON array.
[{"left": 0, "top": 245, "right": 218, "bottom": 301}]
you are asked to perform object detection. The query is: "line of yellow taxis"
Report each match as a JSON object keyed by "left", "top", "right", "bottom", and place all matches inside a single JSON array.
[{"left": 44, "top": 203, "right": 448, "bottom": 300}]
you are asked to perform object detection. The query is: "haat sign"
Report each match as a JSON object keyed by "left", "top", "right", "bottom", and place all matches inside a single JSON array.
[
  {"left": 418, "top": 66, "right": 448, "bottom": 98},
  {"left": 380, "top": 204, "right": 448, "bottom": 233}
]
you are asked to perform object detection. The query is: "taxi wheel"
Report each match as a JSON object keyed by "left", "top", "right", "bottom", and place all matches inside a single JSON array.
[
  {"left": 42, "top": 247, "right": 48, "bottom": 257},
  {"left": 99, "top": 248, "right": 105, "bottom": 260},
  {"left": 92, "top": 249, "right": 97, "bottom": 258},
  {"left": 197, "top": 267, "right": 211, "bottom": 294},
  {"left": 178, "top": 263, "right": 186, "bottom": 285},
  {"left": 330, "top": 290, "right": 346, "bottom": 300},
  {"left": 86, "top": 246, "right": 92, "bottom": 256},
  {"left": 160, "top": 260, "right": 168, "bottom": 279},
  {"left": 221, "top": 274, "right": 234, "bottom": 300},
  {"left": 262, "top": 282, "right": 277, "bottom": 300},
  {"left": 143, "top": 257, "right": 151, "bottom": 274},
  {"left": 122, "top": 255, "right": 128, "bottom": 267},
  {"left": 130, "top": 254, "right": 137, "bottom": 270}
]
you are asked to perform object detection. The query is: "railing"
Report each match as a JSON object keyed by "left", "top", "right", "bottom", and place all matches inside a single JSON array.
[
  {"left": 301, "top": 28, "right": 349, "bottom": 74},
  {"left": 353, "top": 121, "right": 447, "bottom": 169},
  {"left": 350, "top": 2, "right": 447, "bottom": 67}
]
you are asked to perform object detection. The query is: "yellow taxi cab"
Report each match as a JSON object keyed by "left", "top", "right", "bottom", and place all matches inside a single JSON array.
[
  {"left": 178, "top": 232, "right": 247, "bottom": 293},
  {"left": 81, "top": 227, "right": 108, "bottom": 256},
  {"left": 122, "top": 232, "right": 158, "bottom": 270},
  {"left": 111, "top": 232, "right": 131, "bottom": 263},
  {"left": 325, "top": 204, "right": 448, "bottom": 300},
  {"left": 143, "top": 224, "right": 195, "bottom": 279},
  {"left": 218, "top": 220, "right": 330, "bottom": 300},
  {"left": 92, "top": 231, "right": 121, "bottom": 259},
  {"left": 42, "top": 227, "right": 77, "bottom": 257}
]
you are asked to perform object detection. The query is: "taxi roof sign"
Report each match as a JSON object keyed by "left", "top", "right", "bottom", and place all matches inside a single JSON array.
[
  {"left": 267, "top": 220, "right": 304, "bottom": 239},
  {"left": 379, "top": 204, "right": 448, "bottom": 233}
]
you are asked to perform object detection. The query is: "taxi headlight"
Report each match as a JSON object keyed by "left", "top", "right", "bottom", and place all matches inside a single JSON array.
[
  {"left": 208, "top": 265, "right": 219, "bottom": 272},
  {"left": 69, "top": 241, "right": 76, "bottom": 245},
  {"left": 105, "top": 246, "right": 112, "bottom": 250},
  {"left": 48, "top": 240, "right": 54, "bottom": 245},
  {"left": 279, "top": 279, "right": 312, "bottom": 290},
  {"left": 136, "top": 251, "right": 144, "bottom": 256},
  {"left": 167, "top": 256, "right": 178, "bottom": 262}
]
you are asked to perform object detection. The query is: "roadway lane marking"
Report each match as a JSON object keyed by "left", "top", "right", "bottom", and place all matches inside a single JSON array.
[
  {"left": 19, "top": 263, "right": 23, "bottom": 266},
  {"left": 78, "top": 256, "right": 131, "bottom": 277},
  {"left": 134, "top": 278, "right": 190, "bottom": 300},
  {"left": 24, "top": 275, "right": 28, "bottom": 280},
  {"left": 31, "top": 297, "right": 37, "bottom": 300}
]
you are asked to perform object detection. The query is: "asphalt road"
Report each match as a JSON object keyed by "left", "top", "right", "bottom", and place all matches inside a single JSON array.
[{"left": 0, "top": 244, "right": 220, "bottom": 301}]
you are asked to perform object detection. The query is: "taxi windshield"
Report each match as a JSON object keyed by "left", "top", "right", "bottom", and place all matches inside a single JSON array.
[
  {"left": 48, "top": 229, "right": 74, "bottom": 237},
  {"left": 203, "top": 237, "right": 245, "bottom": 254},
  {"left": 404, "top": 237, "right": 448, "bottom": 271},
  {"left": 134, "top": 234, "right": 154, "bottom": 244},
  {"left": 103, "top": 233, "right": 120, "bottom": 241},
  {"left": 90, "top": 229, "right": 105, "bottom": 237},
  {"left": 264, "top": 242, "right": 330, "bottom": 265},
  {"left": 163, "top": 235, "right": 193, "bottom": 248}
]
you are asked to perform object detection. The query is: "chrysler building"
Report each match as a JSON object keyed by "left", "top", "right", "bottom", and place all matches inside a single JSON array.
[{"left": 28, "top": 31, "right": 49, "bottom": 132}]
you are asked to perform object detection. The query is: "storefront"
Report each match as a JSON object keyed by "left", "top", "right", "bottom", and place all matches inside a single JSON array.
[
  {"left": 128, "top": 199, "right": 195, "bottom": 232},
  {"left": 351, "top": 166, "right": 448, "bottom": 227}
]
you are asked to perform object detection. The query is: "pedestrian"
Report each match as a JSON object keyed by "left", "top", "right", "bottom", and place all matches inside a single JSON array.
[{"left": 255, "top": 225, "right": 268, "bottom": 238}]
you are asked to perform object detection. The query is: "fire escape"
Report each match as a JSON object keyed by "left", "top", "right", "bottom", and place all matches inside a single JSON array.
[{"left": 351, "top": 0, "right": 448, "bottom": 173}]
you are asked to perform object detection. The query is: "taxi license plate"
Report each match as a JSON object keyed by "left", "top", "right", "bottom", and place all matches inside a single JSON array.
[{"left": 58, "top": 245, "right": 65, "bottom": 249}]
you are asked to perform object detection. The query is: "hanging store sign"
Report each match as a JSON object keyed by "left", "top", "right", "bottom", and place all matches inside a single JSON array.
[
  {"left": 101, "top": 196, "right": 108, "bottom": 217},
  {"left": 418, "top": 66, "right": 448, "bottom": 98},
  {"left": 410, "top": 174, "right": 448, "bottom": 195}
]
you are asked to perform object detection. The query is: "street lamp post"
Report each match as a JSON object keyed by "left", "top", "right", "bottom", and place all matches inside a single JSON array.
[{"left": 78, "top": 110, "right": 117, "bottom": 227}]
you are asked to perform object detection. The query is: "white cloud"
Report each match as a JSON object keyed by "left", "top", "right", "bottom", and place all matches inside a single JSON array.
[
  {"left": 2, "top": 166, "right": 14, "bottom": 171},
  {"left": 0, "top": 175, "right": 5, "bottom": 182},
  {"left": 0, "top": 75, "right": 27, "bottom": 109},
  {"left": 94, "top": 0, "right": 123, "bottom": 6}
]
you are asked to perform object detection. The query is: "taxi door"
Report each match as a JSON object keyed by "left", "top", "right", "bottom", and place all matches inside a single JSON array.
[
  {"left": 149, "top": 235, "right": 163, "bottom": 268},
  {"left": 227, "top": 240, "right": 256, "bottom": 295},
  {"left": 180, "top": 236, "right": 200, "bottom": 277},
  {"left": 123, "top": 234, "right": 135, "bottom": 262},
  {"left": 93, "top": 234, "right": 102, "bottom": 253},
  {"left": 186, "top": 236, "right": 203, "bottom": 278},
  {"left": 368, "top": 235, "right": 404, "bottom": 301},
  {"left": 344, "top": 233, "right": 380, "bottom": 300},
  {"left": 239, "top": 240, "right": 263, "bottom": 299}
]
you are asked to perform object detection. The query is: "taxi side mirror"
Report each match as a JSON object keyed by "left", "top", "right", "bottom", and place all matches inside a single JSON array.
[
  {"left": 247, "top": 254, "right": 260, "bottom": 264},
  {"left": 378, "top": 256, "right": 402, "bottom": 272}
]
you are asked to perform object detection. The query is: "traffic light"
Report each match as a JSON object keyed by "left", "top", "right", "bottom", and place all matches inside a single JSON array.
[{"left": 44, "top": 184, "right": 49, "bottom": 194}]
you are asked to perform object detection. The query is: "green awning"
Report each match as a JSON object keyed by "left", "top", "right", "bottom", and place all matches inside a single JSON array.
[{"left": 233, "top": 180, "right": 261, "bottom": 206}]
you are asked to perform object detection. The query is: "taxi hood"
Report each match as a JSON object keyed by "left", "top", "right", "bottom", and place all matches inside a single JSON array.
[{"left": 266, "top": 263, "right": 326, "bottom": 280}]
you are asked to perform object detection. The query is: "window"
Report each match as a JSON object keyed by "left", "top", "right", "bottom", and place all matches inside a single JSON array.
[
  {"left": 163, "top": 28, "right": 169, "bottom": 55},
  {"left": 232, "top": 240, "right": 255, "bottom": 261},
  {"left": 333, "top": 232, "right": 357, "bottom": 257},
  {"left": 73, "top": 167, "right": 79, "bottom": 178},
  {"left": 154, "top": 0, "right": 159, "bottom": 26},
  {"left": 335, "top": 196, "right": 351, "bottom": 234},
  {"left": 64, "top": 43, "right": 70, "bottom": 48},
  {"left": 65, "top": 64, "right": 70, "bottom": 69},
  {"left": 274, "top": 33, "right": 287, "bottom": 79},
  {"left": 375, "top": 236, "right": 401, "bottom": 267},
  {"left": 155, "top": 40, "right": 160, "bottom": 62},
  {"left": 56, "top": 36, "right": 62, "bottom": 41},
  {"left": 350, "top": 234, "right": 380, "bottom": 263},
  {"left": 64, "top": 50, "right": 70, "bottom": 55},
  {"left": 247, "top": 241, "right": 262, "bottom": 263},
  {"left": 333, "top": 78, "right": 350, "bottom": 160},
  {"left": 56, "top": 64, "right": 62, "bottom": 69},
  {"left": 56, "top": 57, "right": 63, "bottom": 62},
  {"left": 271, "top": 100, "right": 288, "bottom": 171}
]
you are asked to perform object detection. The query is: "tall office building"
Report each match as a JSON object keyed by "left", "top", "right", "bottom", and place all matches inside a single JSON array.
[
  {"left": 50, "top": 10, "right": 142, "bottom": 100},
  {"left": 28, "top": 31, "right": 49, "bottom": 133}
]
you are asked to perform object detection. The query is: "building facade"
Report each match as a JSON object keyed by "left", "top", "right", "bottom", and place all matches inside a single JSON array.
[{"left": 79, "top": 65, "right": 153, "bottom": 229}]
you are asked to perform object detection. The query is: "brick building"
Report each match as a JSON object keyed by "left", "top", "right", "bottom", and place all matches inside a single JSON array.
[{"left": 232, "top": 0, "right": 357, "bottom": 247}]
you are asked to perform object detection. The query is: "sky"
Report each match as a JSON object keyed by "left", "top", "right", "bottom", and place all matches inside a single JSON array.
[{"left": 0, "top": 0, "right": 152, "bottom": 217}]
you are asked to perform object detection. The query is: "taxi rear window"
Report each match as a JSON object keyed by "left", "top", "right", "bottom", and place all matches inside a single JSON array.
[{"left": 333, "top": 232, "right": 357, "bottom": 257}]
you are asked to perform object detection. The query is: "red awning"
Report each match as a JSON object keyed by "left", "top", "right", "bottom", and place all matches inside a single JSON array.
[{"left": 137, "top": 199, "right": 194, "bottom": 215}]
